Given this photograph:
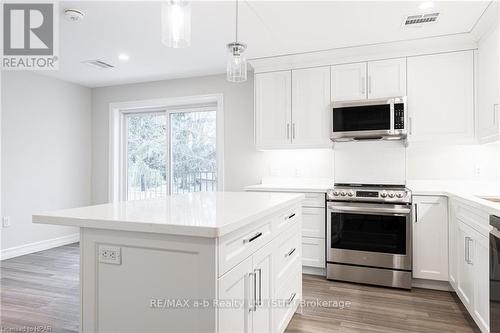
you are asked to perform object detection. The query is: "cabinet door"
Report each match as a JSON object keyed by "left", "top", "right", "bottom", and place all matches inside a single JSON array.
[
  {"left": 301, "top": 237, "right": 325, "bottom": 268},
  {"left": 302, "top": 207, "right": 325, "bottom": 238},
  {"left": 472, "top": 230, "right": 490, "bottom": 333},
  {"left": 218, "top": 256, "right": 253, "bottom": 333},
  {"left": 448, "top": 201, "right": 459, "bottom": 289},
  {"left": 367, "top": 58, "right": 406, "bottom": 99},
  {"left": 407, "top": 51, "right": 474, "bottom": 143},
  {"left": 412, "top": 196, "right": 449, "bottom": 281},
  {"left": 255, "top": 71, "right": 292, "bottom": 148},
  {"left": 331, "top": 62, "right": 367, "bottom": 101},
  {"left": 478, "top": 25, "right": 500, "bottom": 143},
  {"left": 457, "top": 221, "right": 474, "bottom": 309},
  {"left": 252, "top": 241, "right": 274, "bottom": 333},
  {"left": 291, "top": 66, "right": 331, "bottom": 147}
]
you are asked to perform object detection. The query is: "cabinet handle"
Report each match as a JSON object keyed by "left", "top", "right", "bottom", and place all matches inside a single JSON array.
[
  {"left": 244, "top": 232, "right": 263, "bottom": 243},
  {"left": 287, "top": 292, "right": 297, "bottom": 306},
  {"left": 409, "top": 117, "right": 413, "bottom": 135},
  {"left": 414, "top": 204, "right": 418, "bottom": 223},
  {"left": 254, "top": 268, "right": 262, "bottom": 306},
  {"left": 286, "top": 248, "right": 296, "bottom": 257},
  {"left": 249, "top": 272, "right": 257, "bottom": 312},
  {"left": 467, "top": 237, "right": 474, "bottom": 265},
  {"left": 286, "top": 124, "right": 290, "bottom": 140},
  {"left": 287, "top": 213, "right": 296, "bottom": 220},
  {"left": 465, "top": 237, "right": 470, "bottom": 264},
  {"left": 361, "top": 76, "right": 366, "bottom": 95},
  {"left": 368, "top": 76, "right": 372, "bottom": 95},
  {"left": 292, "top": 123, "right": 296, "bottom": 140}
]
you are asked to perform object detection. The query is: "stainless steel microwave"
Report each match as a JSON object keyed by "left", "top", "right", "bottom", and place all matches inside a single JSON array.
[{"left": 331, "top": 97, "right": 407, "bottom": 142}]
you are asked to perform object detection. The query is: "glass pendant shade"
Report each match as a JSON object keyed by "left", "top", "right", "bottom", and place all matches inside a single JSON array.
[
  {"left": 227, "top": 42, "right": 247, "bottom": 83},
  {"left": 161, "top": 0, "right": 191, "bottom": 48}
]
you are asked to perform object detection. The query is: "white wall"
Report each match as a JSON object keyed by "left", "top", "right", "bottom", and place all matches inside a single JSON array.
[
  {"left": 91, "top": 73, "right": 265, "bottom": 204},
  {"left": 1, "top": 72, "right": 92, "bottom": 255}
]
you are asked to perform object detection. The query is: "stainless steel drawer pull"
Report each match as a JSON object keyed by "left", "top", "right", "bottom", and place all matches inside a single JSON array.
[
  {"left": 287, "top": 213, "right": 296, "bottom": 220},
  {"left": 286, "top": 248, "right": 296, "bottom": 257},
  {"left": 287, "top": 292, "right": 296, "bottom": 306},
  {"left": 244, "top": 232, "right": 263, "bottom": 243}
]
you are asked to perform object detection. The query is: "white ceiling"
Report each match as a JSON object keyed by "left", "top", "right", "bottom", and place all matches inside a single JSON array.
[{"left": 44, "top": 1, "right": 490, "bottom": 87}]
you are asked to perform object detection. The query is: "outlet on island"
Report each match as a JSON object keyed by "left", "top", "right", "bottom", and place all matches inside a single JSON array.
[{"left": 98, "top": 245, "right": 122, "bottom": 265}]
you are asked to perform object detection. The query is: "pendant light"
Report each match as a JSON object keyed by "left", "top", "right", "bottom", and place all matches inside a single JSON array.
[
  {"left": 226, "top": 0, "right": 247, "bottom": 82},
  {"left": 161, "top": 0, "right": 191, "bottom": 48}
]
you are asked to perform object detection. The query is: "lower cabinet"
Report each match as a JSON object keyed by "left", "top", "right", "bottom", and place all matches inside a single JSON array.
[
  {"left": 449, "top": 199, "right": 490, "bottom": 333},
  {"left": 218, "top": 218, "right": 302, "bottom": 333},
  {"left": 412, "top": 195, "right": 449, "bottom": 281},
  {"left": 301, "top": 237, "right": 325, "bottom": 268}
]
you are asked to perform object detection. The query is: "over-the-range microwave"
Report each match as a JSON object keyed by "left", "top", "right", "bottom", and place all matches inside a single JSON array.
[{"left": 331, "top": 96, "right": 407, "bottom": 142}]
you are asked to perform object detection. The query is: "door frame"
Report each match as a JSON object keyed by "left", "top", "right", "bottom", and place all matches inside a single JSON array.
[{"left": 108, "top": 94, "right": 224, "bottom": 202}]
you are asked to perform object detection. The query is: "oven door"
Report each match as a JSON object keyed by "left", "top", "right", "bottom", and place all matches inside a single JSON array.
[
  {"left": 327, "top": 201, "right": 412, "bottom": 271},
  {"left": 331, "top": 99, "right": 393, "bottom": 140}
]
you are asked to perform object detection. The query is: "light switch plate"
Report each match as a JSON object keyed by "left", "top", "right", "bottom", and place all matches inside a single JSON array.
[{"left": 98, "top": 245, "right": 121, "bottom": 265}]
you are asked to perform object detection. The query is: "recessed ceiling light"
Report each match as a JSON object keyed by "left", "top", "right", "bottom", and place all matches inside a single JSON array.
[
  {"left": 118, "top": 53, "right": 129, "bottom": 62},
  {"left": 419, "top": 1, "right": 434, "bottom": 10}
]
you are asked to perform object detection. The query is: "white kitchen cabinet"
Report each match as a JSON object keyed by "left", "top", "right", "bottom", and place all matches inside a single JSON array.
[
  {"left": 448, "top": 201, "right": 459, "bottom": 289},
  {"left": 255, "top": 71, "right": 292, "bottom": 149},
  {"left": 412, "top": 196, "right": 448, "bottom": 281},
  {"left": 407, "top": 51, "right": 474, "bottom": 143},
  {"left": 252, "top": 240, "right": 275, "bottom": 333},
  {"left": 302, "top": 207, "right": 325, "bottom": 238},
  {"left": 331, "top": 62, "right": 367, "bottom": 101},
  {"left": 478, "top": 24, "right": 500, "bottom": 143},
  {"left": 301, "top": 237, "right": 325, "bottom": 268},
  {"left": 218, "top": 256, "right": 253, "bottom": 333},
  {"left": 457, "top": 220, "right": 475, "bottom": 309},
  {"left": 472, "top": 230, "right": 490, "bottom": 332},
  {"left": 291, "top": 66, "right": 331, "bottom": 147},
  {"left": 367, "top": 58, "right": 407, "bottom": 99}
]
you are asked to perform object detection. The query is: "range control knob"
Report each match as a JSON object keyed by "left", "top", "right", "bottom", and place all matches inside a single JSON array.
[
  {"left": 380, "top": 191, "right": 388, "bottom": 198},
  {"left": 396, "top": 192, "right": 405, "bottom": 199},
  {"left": 340, "top": 191, "right": 347, "bottom": 197},
  {"left": 332, "top": 190, "right": 339, "bottom": 196},
  {"left": 347, "top": 190, "right": 355, "bottom": 197},
  {"left": 388, "top": 191, "right": 395, "bottom": 198}
]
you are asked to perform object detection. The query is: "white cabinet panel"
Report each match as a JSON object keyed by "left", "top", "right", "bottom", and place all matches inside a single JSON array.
[
  {"left": 252, "top": 241, "right": 275, "bottom": 333},
  {"left": 472, "top": 230, "right": 490, "bottom": 333},
  {"left": 291, "top": 66, "right": 331, "bottom": 147},
  {"left": 412, "top": 196, "right": 448, "bottom": 281},
  {"left": 331, "top": 62, "right": 367, "bottom": 101},
  {"left": 457, "top": 221, "right": 475, "bottom": 309},
  {"left": 302, "top": 237, "right": 325, "bottom": 268},
  {"left": 407, "top": 51, "right": 474, "bottom": 143},
  {"left": 218, "top": 256, "right": 253, "bottom": 333},
  {"left": 255, "top": 71, "right": 292, "bottom": 148},
  {"left": 302, "top": 207, "right": 325, "bottom": 238},
  {"left": 368, "top": 58, "right": 407, "bottom": 99},
  {"left": 478, "top": 25, "right": 500, "bottom": 143},
  {"left": 448, "top": 201, "right": 458, "bottom": 289}
]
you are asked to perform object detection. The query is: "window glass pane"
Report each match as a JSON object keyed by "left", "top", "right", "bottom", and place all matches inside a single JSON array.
[
  {"left": 170, "top": 110, "right": 217, "bottom": 194},
  {"left": 127, "top": 113, "right": 167, "bottom": 200}
]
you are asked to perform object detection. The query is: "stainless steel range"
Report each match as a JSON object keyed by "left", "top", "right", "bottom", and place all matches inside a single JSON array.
[{"left": 326, "top": 184, "right": 412, "bottom": 289}]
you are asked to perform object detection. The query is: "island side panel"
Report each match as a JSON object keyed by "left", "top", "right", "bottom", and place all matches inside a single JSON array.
[{"left": 80, "top": 227, "right": 217, "bottom": 333}]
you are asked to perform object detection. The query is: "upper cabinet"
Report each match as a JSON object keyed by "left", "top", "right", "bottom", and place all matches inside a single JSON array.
[
  {"left": 255, "top": 67, "right": 331, "bottom": 149},
  {"left": 331, "top": 58, "right": 406, "bottom": 102},
  {"left": 478, "top": 24, "right": 500, "bottom": 143},
  {"left": 407, "top": 51, "right": 474, "bottom": 143},
  {"left": 367, "top": 58, "right": 406, "bottom": 99},
  {"left": 291, "top": 67, "right": 331, "bottom": 147},
  {"left": 255, "top": 71, "right": 292, "bottom": 149},
  {"left": 331, "top": 62, "right": 366, "bottom": 101}
]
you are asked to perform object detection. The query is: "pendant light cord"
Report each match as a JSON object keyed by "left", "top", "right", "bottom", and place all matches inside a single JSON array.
[{"left": 235, "top": 0, "right": 239, "bottom": 43}]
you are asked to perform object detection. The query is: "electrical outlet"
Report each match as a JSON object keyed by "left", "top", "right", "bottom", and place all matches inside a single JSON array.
[
  {"left": 474, "top": 164, "right": 482, "bottom": 177},
  {"left": 98, "top": 245, "right": 121, "bottom": 265},
  {"left": 2, "top": 216, "right": 11, "bottom": 228}
]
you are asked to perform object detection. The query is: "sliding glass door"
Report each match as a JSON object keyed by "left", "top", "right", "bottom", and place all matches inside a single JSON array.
[{"left": 124, "top": 106, "right": 217, "bottom": 200}]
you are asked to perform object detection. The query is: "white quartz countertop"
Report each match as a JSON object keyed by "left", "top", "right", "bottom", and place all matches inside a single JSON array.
[{"left": 32, "top": 192, "right": 305, "bottom": 238}]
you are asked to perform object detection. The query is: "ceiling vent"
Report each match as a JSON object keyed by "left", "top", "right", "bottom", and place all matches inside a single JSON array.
[
  {"left": 402, "top": 13, "right": 440, "bottom": 27},
  {"left": 81, "top": 60, "right": 114, "bottom": 69}
]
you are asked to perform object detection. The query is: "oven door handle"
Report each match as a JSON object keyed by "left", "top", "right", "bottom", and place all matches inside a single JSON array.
[{"left": 328, "top": 204, "right": 411, "bottom": 215}]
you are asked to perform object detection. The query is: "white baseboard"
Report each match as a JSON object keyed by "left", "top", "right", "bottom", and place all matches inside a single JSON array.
[
  {"left": 0, "top": 233, "right": 79, "bottom": 260},
  {"left": 303, "top": 266, "right": 326, "bottom": 276},
  {"left": 412, "top": 278, "right": 453, "bottom": 291}
]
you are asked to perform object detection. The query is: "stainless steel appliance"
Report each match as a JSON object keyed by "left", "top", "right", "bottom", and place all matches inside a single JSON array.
[
  {"left": 490, "top": 215, "right": 500, "bottom": 333},
  {"left": 331, "top": 97, "right": 407, "bottom": 142},
  {"left": 326, "top": 184, "right": 412, "bottom": 289}
]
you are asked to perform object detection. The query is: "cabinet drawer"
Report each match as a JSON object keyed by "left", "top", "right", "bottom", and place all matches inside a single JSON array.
[
  {"left": 302, "top": 207, "right": 325, "bottom": 238},
  {"left": 274, "top": 263, "right": 301, "bottom": 333},
  {"left": 302, "top": 237, "right": 325, "bottom": 268},
  {"left": 218, "top": 217, "right": 274, "bottom": 277},
  {"left": 275, "top": 225, "right": 301, "bottom": 286},
  {"left": 302, "top": 193, "right": 325, "bottom": 208},
  {"left": 274, "top": 206, "right": 301, "bottom": 234}
]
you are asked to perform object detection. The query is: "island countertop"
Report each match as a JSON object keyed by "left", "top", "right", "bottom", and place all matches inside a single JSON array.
[{"left": 33, "top": 191, "right": 305, "bottom": 238}]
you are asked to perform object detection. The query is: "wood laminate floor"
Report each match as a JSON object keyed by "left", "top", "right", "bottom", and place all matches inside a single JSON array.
[{"left": 0, "top": 243, "right": 481, "bottom": 333}]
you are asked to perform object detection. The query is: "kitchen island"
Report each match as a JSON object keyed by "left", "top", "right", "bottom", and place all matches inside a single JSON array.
[{"left": 33, "top": 191, "right": 304, "bottom": 333}]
